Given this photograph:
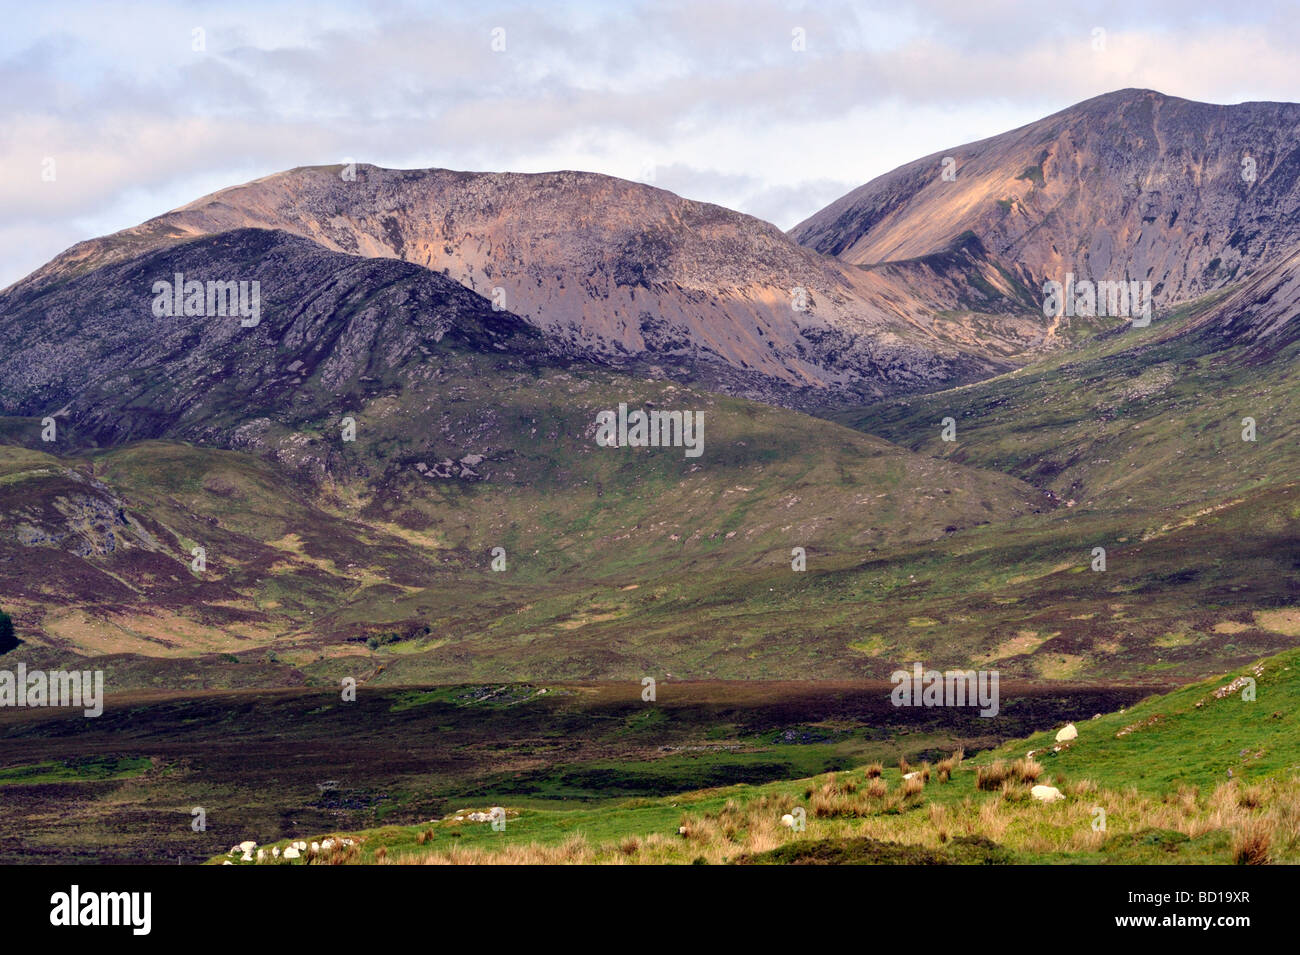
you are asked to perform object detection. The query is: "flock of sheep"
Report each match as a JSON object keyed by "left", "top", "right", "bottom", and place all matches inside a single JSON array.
[{"left": 223, "top": 837, "right": 357, "bottom": 864}]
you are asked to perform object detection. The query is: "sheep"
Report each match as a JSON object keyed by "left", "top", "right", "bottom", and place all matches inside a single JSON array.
[
  {"left": 283, "top": 846, "right": 300, "bottom": 860},
  {"left": 272, "top": 847, "right": 280, "bottom": 858},
  {"left": 321, "top": 839, "right": 334, "bottom": 850},
  {"left": 310, "top": 842, "right": 320, "bottom": 853},
  {"left": 1031, "top": 784, "right": 1065, "bottom": 803},
  {"left": 238, "top": 840, "right": 257, "bottom": 852},
  {"left": 1055, "top": 723, "right": 1078, "bottom": 742},
  {"left": 780, "top": 813, "right": 795, "bottom": 828},
  {"left": 256, "top": 849, "right": 266, "bottom": 861},
  {"left": 240, "top": 851, "right": 254, "bottom": 862}
]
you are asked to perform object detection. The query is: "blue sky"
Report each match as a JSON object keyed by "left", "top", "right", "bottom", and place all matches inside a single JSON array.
[{"left": 4, "top": 0, "right": 1300, "bottom": 288}]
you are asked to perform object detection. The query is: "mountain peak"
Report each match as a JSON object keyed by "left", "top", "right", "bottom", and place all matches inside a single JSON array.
[{"left": 791, "top": 89, "right": 1300, "bottom": 309}]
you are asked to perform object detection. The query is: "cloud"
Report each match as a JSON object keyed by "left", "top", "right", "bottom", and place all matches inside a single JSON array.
[{"left": 3, "top": 0, "right": 1300, "bottom": 287}]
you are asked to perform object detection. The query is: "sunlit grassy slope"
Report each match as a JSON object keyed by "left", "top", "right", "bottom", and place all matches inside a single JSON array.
[{"left": 222, "top": 647, "right": 1297, "bottom": 865}]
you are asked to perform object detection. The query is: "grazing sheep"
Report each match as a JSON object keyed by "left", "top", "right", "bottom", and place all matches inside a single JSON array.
[
  {"left": 780, "top": 814, "right": 795, "bottom": 828},
  {"left": 294, "top": 841, "right": 307, "bottom": 851},
  {"left": 677, "top": 826, "right": 687, "bottom": 836},
  {"left": 256, "top": 849, "right": 266, "bottom": 861},
  {"left": 321, "top": 839, "right": 334, "bottom": 850},
  {"left": 1055, "top": 723, "right": 1078, "bottom": 742},
  {"left": 310, "top": 842, "right": 320, "bottom": 853},
  {"left": 239, "top": 840, "right": 257, "bottom": 852},
  {"left": 272, "top": 847, "right": 280, "bottom": 858},
  {"left": 222, "top": 861, "right": 233, "bottom": 865},
  {"left": 903, "top": 771, "right": 919, "bottom": 780},
  {"left": 240, "top": 851, "right": 254, "bottom": 862},
  {"left": 283, "top": 847, "right": 300, "bottom": 859},
  {"left": 1031, "top": 784, "right": 1065, "bottom": 802}
]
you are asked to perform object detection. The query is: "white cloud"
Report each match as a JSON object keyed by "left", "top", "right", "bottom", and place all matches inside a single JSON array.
[{"left": 3, "top": 0, "right": 1300, "bottom": 287}]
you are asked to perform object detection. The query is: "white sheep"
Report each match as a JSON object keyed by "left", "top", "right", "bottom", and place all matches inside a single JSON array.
[
  {"left": 780, "top": 813, "right": 795, "bottom": 828},
  {"left": 283, "top": 846, "right": 300, "bottom": 859},
  {"left": 1031, "top": 784, "right": 1065, "bottom": 802},
  {"left": 1055, "top": 723, "right": 1078, "bottom": 742}
]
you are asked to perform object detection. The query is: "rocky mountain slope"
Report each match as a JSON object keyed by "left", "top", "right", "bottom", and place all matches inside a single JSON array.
[
  {"left": 8, "top": 166, "right": 1046, "bottom": 408},
  {"left": 793, "top": 89, "right": 1300, "bottom": 315},
  {"left": 0, "top": 227, "right": 552, "bottom": 467}
]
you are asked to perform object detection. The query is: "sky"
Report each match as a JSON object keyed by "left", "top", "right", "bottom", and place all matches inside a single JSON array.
[{"left": 4, "top": 0, "right": 1300, "bottom": 289}]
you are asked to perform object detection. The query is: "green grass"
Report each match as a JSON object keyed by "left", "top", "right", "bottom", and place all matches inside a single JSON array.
[
  {"left": 0, "top": 756, "right": 151, "bottom": 786},
  {"left": 234, "top": 647, "right": 1300, "bottom": 864}
]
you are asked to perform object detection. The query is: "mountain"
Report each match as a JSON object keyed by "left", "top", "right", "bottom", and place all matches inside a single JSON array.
[
  {"left": 7, "top": 165, "right": 1046, "bottom": 408},
  {"left": 5, "top": 90, "right": 1299, "bottom": 686},
  {"left": 0, "top": 227, "right": 552, "bottom": 464},
  {"left": 0, "top": 227, "right": 1049, "bottom": 668},
  {"left": 793, "top": 90, "right": 1300, "bottom": 316}
]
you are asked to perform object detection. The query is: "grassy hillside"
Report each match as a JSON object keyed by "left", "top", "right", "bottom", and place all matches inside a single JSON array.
[
  {"left": 7, "top": 348, "right": 1300, "bottom": 685},
  {"left": 0, "top": 679, "right": 1138, "bottom": 863},
  {"left": 835, "top": 288, "right": 1297, "bottom": 512},
  {"left": 215, "top": 647, "right": 1298, "bottom": 865},
  {"left": 0, "top": 369, "right": 1045, "bottom": 680}
]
